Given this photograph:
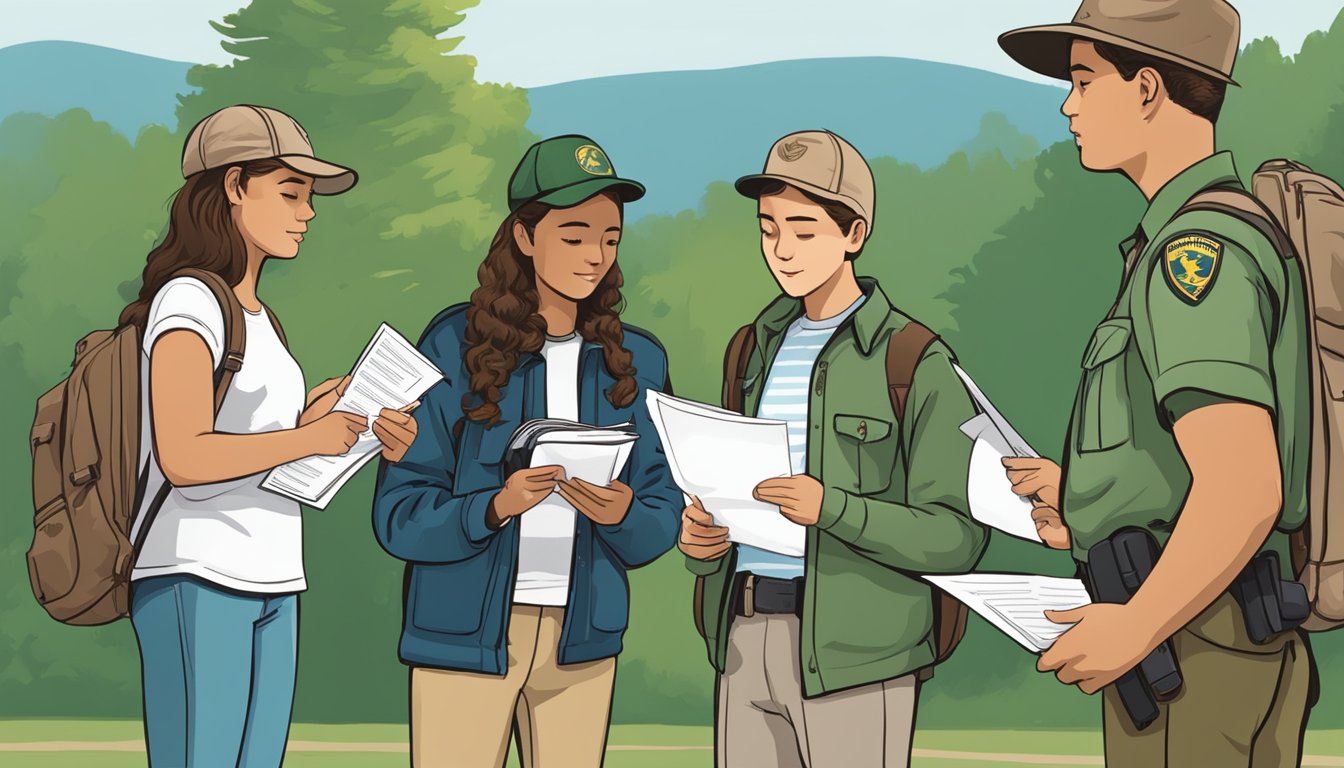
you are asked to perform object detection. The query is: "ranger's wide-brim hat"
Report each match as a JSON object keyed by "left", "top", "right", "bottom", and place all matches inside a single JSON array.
[{"left": 999, "top": 0, "right": 1240, "bottom": 86}]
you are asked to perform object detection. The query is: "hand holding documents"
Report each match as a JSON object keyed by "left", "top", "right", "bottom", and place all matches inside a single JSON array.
[
  {"left": 953, "top": 364, "right": 1043, "bottom": 543},
  {"left": 924, "top": 573, "right": 1091, "bottom": 653},
  {"left": 645, "top": 391, "right": 804, "bottom": 557},
  {"left": 505, "top": 419, "right": 638, "bottom": 486},
  {"left": 262, "top": 323, "right": 443, "bottom": 509}
]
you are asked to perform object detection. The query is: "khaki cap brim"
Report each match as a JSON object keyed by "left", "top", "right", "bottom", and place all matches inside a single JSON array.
[
  {"left": 998, "top": 23, "right": 1238, "bottom": 86},
  {"left": 734, "top": 173, "right": 872, "bottom": 228},
  {"left": 276, "top": 154, "right": 359, "bottom": 195}
]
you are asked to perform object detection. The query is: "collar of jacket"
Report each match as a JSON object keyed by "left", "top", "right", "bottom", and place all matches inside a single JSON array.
[
  {"left": 754, "top": 276, "right": 897, "bottom": 357},
  {"left": 515, "top": 335, "right": 605, "bottom": 366}
]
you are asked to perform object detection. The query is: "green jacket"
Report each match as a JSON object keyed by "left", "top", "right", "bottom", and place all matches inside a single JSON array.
[
  {"left": 1061, "top": 152, "right": 1310, "bottom": 573},
  {"left": 686, "top": 278, "right": 988, "bottom": 697}
]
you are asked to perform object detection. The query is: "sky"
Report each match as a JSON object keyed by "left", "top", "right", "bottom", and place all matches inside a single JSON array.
[{"left": 0, "top": 0, "right": 1338, "bottom": 86}]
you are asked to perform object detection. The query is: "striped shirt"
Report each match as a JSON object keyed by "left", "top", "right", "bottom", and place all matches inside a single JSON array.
[{"left": 737, "top": 294, "right": 867, "bottom": 577}]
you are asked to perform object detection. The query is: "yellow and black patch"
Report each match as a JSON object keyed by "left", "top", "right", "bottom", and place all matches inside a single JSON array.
[
  {"left": 1162, "top": 233, "right": 1222, "bottom": 305},
  {"left": 575, "top": 144, "right": 614, "bottom": 176}
]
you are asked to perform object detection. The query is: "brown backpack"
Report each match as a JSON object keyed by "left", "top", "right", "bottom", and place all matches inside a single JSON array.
[
  {"left": 1176, "top": 159, "right": 1344, "bottom": 632},
  {"left": 692, "top": 319, "right": 971, "bottom": 667},
  {"left": 27, "top": 269, "right": 286, "bottom": 625}
]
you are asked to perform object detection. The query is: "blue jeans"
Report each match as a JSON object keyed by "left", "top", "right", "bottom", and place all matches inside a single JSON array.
[{"left": 131, "top": 575, "right": 299, "bottom": 768}]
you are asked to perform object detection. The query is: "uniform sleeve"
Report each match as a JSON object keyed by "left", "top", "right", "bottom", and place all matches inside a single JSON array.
[
  {"left": 1136, "top": 232, "right": 1277, "bottom": 425},
  {"left": 143, "top": 277, "right": 226, "bottom": 368}
]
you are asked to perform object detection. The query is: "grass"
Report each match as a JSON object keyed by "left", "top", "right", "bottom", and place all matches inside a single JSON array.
[{"left": 3, "top": 722, "right": 1344, "bottom": 767}]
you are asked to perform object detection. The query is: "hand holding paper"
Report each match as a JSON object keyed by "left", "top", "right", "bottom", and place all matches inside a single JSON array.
[
  {"left": 646, "top": 391, "right": 804, "bottom": 557},
  {"left": 953, "top": 365, "right": 1048, "bottom": 544},
  {"left": 924, "top": 573, "right": 1091, "bottom": 653},
  {"left": 262, "top": 323, "right": 443, "bottom": 509}
]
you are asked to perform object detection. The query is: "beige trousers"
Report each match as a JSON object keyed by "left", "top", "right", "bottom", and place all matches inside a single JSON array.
[
  {"left": 716, "top": 612, "right": 918, "bottom": 768},
  {"left": 410, "top": 605, "right": 617, "bottom": 768}
]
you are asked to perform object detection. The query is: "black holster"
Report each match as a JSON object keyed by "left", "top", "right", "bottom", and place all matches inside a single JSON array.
[
  {"left": 1083, "top": 528, "right": 1183, "bottom": 732},
  {"left": 1229, "top": 550, "right": 1310, "bottom": 644}
]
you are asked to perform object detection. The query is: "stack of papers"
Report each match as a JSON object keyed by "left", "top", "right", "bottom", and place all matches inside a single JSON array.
[
  {"left": 509, "top": 419, "right": 638, "bottom": 487},
  {"left": 645, "top": 391, "right": 803, "bottom": 556},
  {"left": 262, "top": 323, "right": 443, "bottom": 509},
  {"left": 953, "top": 364, "right": 1043, "bottom": 543},
  {"left": 925, "top": 573, "right": 1091, "bottom": 652}
]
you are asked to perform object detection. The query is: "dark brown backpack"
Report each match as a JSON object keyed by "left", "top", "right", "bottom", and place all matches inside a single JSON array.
[
  {"left": 27, "top": 269, "right": 287, "bottom": 625},
  {"left": 693, "top": 320, "right": 971, "bottom": 668}
]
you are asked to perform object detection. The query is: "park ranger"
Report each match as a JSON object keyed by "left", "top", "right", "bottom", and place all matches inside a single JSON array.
[{"left": 997, "top": 0, "right": 1316, "bottom": 765}]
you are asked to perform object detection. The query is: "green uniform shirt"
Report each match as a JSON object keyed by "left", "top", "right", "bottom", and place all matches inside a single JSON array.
[{"left": 1062, "top": 152, "right": 1310, "bottom": 568}]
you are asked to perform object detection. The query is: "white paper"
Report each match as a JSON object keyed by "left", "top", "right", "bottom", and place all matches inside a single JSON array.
[
  {"left": 531, "top": 439, "right": 635, "bottom": 488},
  {"left": 961, "top": 414, "right": 1043, "bottom": 543},
  {"left": 262, "top": 323, "right": 444, "bottom": 508},
  {"left": 645, "top": 390, "right": 804, "bottom": 556},
  {"left": 925, "top": 573, "right": 1091, "bottom": 653},
  {"left": 952, "top": 364, "right": 1038, "bottom": 458}
]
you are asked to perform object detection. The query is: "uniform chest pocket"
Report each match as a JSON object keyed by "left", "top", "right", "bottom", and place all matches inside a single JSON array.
[
  {"left": 1077, "top": 318, "right": 1134, "bottom": 454},
  {"left": 832, "top": 414, "right": 897, "bottom": 494}
]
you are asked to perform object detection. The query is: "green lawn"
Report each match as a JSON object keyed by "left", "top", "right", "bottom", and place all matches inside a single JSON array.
[{"left": 3, "top": 722, "right": 1344, "bottom": 767}]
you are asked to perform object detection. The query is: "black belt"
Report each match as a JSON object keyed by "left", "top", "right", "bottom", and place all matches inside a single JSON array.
[{"left": 732, "top": 573, "right": 803, "bottom": 618}]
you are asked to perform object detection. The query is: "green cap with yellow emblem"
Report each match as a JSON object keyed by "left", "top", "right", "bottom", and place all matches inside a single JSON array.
[{"left": 507, "top": 134, "right": 646, "bottom": 213}]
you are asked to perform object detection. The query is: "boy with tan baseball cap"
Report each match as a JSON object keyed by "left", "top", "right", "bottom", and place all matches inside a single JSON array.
[
  {"left": 679, "top": 129, "right": 986, "bottom": 767},
  {"left": 182, "top": 104, "right": 357, "bottom": 194}
]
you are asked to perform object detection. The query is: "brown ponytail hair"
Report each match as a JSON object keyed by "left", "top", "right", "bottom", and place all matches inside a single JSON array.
[
  {"left": 462, "top": 192, "right": 637, "bottom": 426},
  {"left": 119, "top": 159, "right": 289, "bottom": 329}
]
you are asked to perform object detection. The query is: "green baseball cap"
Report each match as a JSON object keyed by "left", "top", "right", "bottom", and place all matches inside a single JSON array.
[{"left": 507, "top": 135, "right": 645, "bottom": 213}]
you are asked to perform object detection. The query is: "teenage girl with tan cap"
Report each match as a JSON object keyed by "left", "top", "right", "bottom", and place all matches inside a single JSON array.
[{"left": 120, "top": 105, "right": 417, "bottom": 767}]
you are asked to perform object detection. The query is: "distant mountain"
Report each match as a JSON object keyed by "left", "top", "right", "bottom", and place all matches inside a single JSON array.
[
  {"left": 525, "top": 57, "right": 1066, "bottom": 214},
  {"left": 0, "top": 41, "right": 193, "bottom": 137},
  {"left": 0, "top": 42, "right": 1066, "bottom": 216}
]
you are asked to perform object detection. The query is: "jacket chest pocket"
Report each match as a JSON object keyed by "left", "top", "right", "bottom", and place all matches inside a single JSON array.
[
  {"left": 832, "top": 413, "right": 897, "bottom": 494},
  {"left": 1076, "top": 319, "right": 1134, "bottom": 454}
]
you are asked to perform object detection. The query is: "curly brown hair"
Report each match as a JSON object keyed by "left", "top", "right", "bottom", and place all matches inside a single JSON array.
[{"left": 463, "top": 192, "right": 637, "bottom": 426}]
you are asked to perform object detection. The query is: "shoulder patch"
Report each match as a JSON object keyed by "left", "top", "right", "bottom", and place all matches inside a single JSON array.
[{"left": 1161, "top": 233, "right": 1222, "bottom": 305}]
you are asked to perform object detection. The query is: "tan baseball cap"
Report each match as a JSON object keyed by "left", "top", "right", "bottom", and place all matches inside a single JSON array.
[
  {"left": 181, "top": 105, "right": 358, "bottom": 195},
  {"left": 735, "top": 130, "right": 875, "bottom": 233},
  {"left": 999, "top": 0, "right": 1240, "bottom": 86}
]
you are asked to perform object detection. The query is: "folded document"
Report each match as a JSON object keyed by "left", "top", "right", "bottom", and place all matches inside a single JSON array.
[
  {"left": 953, "top": 364, "right": 1043, "bottom": 543},
  {"left": 262, "top": 323, "right": 443, "bottom": 509},
  {"left": 506, "top": 419, "right": 638, "bottom": 486},
  {"left": 924, "top": 573, "right": 1091, "bottom": 652}
]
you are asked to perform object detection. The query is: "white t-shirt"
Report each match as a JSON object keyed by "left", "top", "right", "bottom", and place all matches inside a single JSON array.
[
  {"left": 513, "top": 332, "right": 584, "bottom": 606},
  {"left": 129, "top": 277, "right": 308, "bottom": 594}
]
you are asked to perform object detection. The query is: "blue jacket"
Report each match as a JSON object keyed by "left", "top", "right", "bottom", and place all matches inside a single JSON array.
[{"left": 372, "top": 304, "right": 681, "bottom": 673}]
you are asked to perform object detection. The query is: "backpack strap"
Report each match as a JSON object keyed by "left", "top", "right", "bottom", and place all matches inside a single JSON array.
[
  {"left": 170, "top": 268, "right": 248, "bottom": 414},
  {"left": 1175, "top": 187, "right": 1297, "bottom": 261},
  {"left": 721, "top": 324, "right": 758, "bottom": 415},
  {"left": 884, "top": 320, "right": 969, "bottom": 673},
  {"left": 884, "top": 320, "right": 939, "bottom": 423},
  {"left": 692, "top": 323, "right": 758, "bottom": 640}
]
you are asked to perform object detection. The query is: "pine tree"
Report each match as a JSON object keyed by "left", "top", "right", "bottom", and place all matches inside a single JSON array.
[{"left": 175, "top": 0, "right": 534, "bottom": 373}]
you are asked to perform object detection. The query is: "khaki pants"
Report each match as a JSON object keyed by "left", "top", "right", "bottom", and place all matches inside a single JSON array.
[
  {"left": 1103, "top": 594, "right": 1314, "bottom": 767},
  {"left": 411, "top": 605, "right": 617, "bottom": 768},
  {"left": 716, "top": 612, "right": 918, "bottom": 768}
]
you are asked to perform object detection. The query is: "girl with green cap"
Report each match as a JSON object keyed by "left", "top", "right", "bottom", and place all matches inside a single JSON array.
[{"left": 373, "top": 135, "right": 682, "bottom": 767}]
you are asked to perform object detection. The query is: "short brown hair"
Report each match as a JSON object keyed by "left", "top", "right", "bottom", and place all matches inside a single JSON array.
[
  {"left": 1093, "top": 41, "right": 1227, "bottom": 123},
  {"left": 755, "top": 180, "right": 867, "bottom": 261}
]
